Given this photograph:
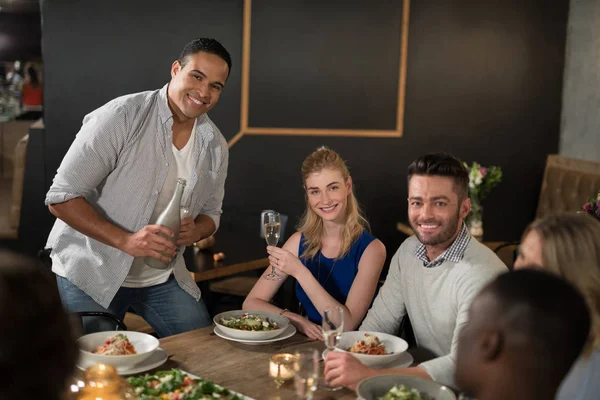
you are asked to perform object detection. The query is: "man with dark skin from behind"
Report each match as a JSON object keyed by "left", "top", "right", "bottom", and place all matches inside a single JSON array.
[{"left": 456, "top": 269, "right": 591, "bottom": 400}]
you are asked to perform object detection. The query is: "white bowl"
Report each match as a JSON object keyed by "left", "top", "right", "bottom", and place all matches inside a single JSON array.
[
  {"left": 77, "top": 331, "right": 159, "bottom": 370},
  {"left": 333, "top": 331, "right": 409, "bottom": 368},
  {"left": 357, "top": 375, "right": 457, "bottom": 400},
  {"left": 213, "top": 310, "right": 289, "bottom": 340}
]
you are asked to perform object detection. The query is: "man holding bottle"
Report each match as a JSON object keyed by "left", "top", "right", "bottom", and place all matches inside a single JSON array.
[{"left": 44, "top": 38, "right": 231, "bottom": 337}]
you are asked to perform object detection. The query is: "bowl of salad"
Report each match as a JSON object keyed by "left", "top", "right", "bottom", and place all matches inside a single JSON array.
[
  {"left": 357, "top": 375, "right": 457, "bottom": 400},
  {"left": 213, "top": 310, "right": 289, "bottom": 340},
  {"left": 77, "top": 331, "right": 159, "bottom": 370},
  {"left": 333, "top": 331, "right": 409, "bottom": 367}
]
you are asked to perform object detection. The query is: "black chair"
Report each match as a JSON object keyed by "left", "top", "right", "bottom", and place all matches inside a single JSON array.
[
  {"left": 38, "top": 249, "right": 128, "bottom": 334},
  {"left": 37, "top": 247, "right": 52, "bottom": 270},
  {"left": 398, "top": 314, "right": 416, "bottom": 348},
  {"left": 493, "top": 241, "right": 520, "bottom": 271},
  {"left": 72, "top": 312, "right": 128, "bottom": 335}
]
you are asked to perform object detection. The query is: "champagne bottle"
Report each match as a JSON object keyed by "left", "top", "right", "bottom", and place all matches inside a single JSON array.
[{"left": 144, "top": 178, "right": 186, "bottom": 270}]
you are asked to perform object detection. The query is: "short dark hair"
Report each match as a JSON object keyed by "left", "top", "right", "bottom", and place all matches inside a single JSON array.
[
  {"left": 0, "top": 251, "right": 77, "bottom": 400},
  {"left": 178, "top": 38, "right": 232, "bottom": 78},
  {"left": 407, "top": 153, "right": 469, "bottom": 200},
  {"left": 486, "top": 269, "right": 590, "bottom": 381}
]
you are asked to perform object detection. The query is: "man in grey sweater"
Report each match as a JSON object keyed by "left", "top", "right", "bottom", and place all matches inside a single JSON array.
[{"left": 324, "top": 153, "right": 507, "bottom": 389}]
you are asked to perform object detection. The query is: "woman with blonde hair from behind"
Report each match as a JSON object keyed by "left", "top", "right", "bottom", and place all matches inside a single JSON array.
[
  {"left": 514, "top": 213, "right": 600, "bottom": 400},
  {"left": 244, "top": 147, "right": 386, "bottom": 339}
]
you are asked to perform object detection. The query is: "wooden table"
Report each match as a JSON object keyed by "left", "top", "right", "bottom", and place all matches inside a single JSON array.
[
  {"left": 186, "top": 231, "right": 270, "bottom": 282},
  {"left": 158, "top": 326, "right": 356, "bottom": 400}
]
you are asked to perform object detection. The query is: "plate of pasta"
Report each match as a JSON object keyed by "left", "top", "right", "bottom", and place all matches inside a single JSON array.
[
  {"left": 77, "top": 331, "right": 159, "bottom": 371},
  {"left": 333, "top": 331, "right": 409, "bottom": 368}
]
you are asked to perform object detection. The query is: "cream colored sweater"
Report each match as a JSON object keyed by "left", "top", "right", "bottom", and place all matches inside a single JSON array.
[{"left": 360, "top": 235, "right": 507, "bottom": 386}]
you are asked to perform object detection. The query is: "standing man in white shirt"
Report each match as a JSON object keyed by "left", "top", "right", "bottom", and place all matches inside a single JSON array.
[
  {"left": 45, "top": 38, "right": 231, "bottom": 337},
  {"left": 324, "top": 153, "right": 507, "bottom": 388}
]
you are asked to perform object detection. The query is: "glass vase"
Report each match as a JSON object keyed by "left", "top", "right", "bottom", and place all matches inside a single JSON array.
[{"left": 468, "top": 196, "right": 484, "bottom": 241}]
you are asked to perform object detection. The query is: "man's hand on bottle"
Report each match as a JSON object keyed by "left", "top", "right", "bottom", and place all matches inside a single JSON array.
[
  {"left": 177, "top": 216, "right": 197, "bottom": 246},
  {"left": 121, "top": 224, "right": 177, "bottom": 262}
]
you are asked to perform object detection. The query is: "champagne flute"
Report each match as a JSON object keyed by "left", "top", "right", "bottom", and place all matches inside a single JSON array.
[
  {"left": 321, "top": 306, "right": 344, "bottom": 391},
  {"left": 293, "top": 348, "right": 319, "bottom": 400},
  {"left": 263, "top": 210, "right": 283, "bottom": 280}
]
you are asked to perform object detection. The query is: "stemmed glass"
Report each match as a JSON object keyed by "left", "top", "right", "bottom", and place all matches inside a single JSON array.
[
  {"left": 293, "top": 348, "right": 319, "bottom": 400},
  {"left": 321, "top": 306, "right": 344, "bottom": 391},
  {"left": 262, "top": 210, "right": 283, "bottom": 280}
]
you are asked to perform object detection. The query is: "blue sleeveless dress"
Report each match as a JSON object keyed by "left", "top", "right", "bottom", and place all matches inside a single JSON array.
[{"left": 295, "top": 230, "right": 376, "bottom": 324}]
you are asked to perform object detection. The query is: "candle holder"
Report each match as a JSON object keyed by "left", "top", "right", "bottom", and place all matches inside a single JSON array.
[{"left": 269, "top": 353, "right": 296, "bottom": 389}]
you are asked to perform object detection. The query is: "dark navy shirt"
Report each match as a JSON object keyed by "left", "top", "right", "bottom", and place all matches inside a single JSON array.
[{"left": 295, "top": 230, "right": 376, "bottom": 324}]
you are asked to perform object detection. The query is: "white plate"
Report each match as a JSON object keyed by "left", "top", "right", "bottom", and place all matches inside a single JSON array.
[
  {"left": 322, "top": 348, "right": 413, "bottom": 369},
  {"left": 214, "top": 324, "right": 297, "bottom": 345},
  {"left": 77, "top": 347, "right": 168, "bottom": 375},
  {"left": 77, "top": 331, "right": 159, "bottom": 370},
  {"left": 214, "top": 310, "right": 290, "bottom": 340},
  {"left": 334, "top": 331, "right": 409, "bottom": 368}
]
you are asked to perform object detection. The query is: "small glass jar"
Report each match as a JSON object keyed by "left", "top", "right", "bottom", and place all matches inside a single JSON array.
[
  {"left": 269, "top": 353, "right": 296, "bottom": 389},
  {"left": 68, "top": 364, "right": 137, "bottom": 399}
]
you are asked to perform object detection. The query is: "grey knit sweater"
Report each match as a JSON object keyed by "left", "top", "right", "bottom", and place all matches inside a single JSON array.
[{"left": 360, "top": 235, "right": 507, "bottom": 386}]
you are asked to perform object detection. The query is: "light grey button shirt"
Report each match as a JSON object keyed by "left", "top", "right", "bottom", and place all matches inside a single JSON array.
[{"left": 45, "top": 84, "right": 229, "bottom": 308}]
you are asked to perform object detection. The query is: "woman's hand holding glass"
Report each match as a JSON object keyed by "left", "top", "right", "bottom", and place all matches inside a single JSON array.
[{"left": 266, "top": 246, "right": 305, "bottom": 278}]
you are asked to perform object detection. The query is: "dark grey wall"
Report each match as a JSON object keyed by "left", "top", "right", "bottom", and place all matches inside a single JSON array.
[
  {"left": 559, "top": 0, "right": 600, "bottom": 162},
  {"left": 32, "top": 0, "right": 569, "bottom": 259},
  {"left": 248, "top": 0, "right": 401, "bottom": 130},
  {"left": 0, "top": 12, "right": 41, "bottom": 61}
]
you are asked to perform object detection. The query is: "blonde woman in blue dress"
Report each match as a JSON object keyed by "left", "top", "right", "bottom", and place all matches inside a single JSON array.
[{"left": 243, "top": 147, "right": 386, "bottom": 340}]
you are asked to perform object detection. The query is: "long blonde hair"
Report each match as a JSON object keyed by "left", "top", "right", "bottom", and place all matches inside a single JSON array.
[
  {"left": 523, "top": 213, "right": 600, "bottom": 355},
  {"left": 297, "top": 147, "right": 369, "bottom": 260}
]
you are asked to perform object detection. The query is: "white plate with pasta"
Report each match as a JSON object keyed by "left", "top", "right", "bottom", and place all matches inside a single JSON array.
[
  {"left": 323, "top": 347, "right": 413, "bottom": 369},
  {"left": 77, "top": 347, "right": 168, "bottom": 375},
  {"left": 76, "top": 331, "right": 159, "bottom": 371},
  {"left": 332, "top": 331, "right": 409, "bottom": 368}
]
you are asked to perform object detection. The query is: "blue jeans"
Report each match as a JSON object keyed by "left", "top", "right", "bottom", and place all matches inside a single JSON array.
[{"left": 56, "top": 275, "right": 211, "bottom": 337}]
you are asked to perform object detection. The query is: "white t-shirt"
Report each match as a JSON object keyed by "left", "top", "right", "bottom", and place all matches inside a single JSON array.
[{"left": 52, "top": 123, "right": 196, "bottom": 288}]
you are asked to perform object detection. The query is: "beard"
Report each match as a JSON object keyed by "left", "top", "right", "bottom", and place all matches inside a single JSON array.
[{"left": 410, "top": 208, "right": 462, "bottom": 246}]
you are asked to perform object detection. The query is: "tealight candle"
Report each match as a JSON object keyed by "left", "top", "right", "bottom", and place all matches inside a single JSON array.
[{"left": 269, "top": 353, "right": 296, "bottom": 388}]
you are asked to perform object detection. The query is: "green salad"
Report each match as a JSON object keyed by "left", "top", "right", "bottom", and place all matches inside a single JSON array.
[
  {"left": 127, "top": 368, "right": 244, "bottom": 400},
  {"left": 378, "top": 384, "right": 433, "bottom": 400},
  {"left": 219, "top": 313, "right": 280, "bottom": 331}
]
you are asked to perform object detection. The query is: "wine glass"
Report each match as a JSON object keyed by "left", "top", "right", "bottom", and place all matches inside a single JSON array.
[
  {"left": 293, "top": 348, "right": 319, "bottom": 400},
  {"left": 269, "top": 353, "right": 296, "bottom": 389},
  {"left": 263, "top": 210, "right": 283, "bottom": 280},
  {"left": 321, "top": 306, "right": 344, "bottom": 391}
]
